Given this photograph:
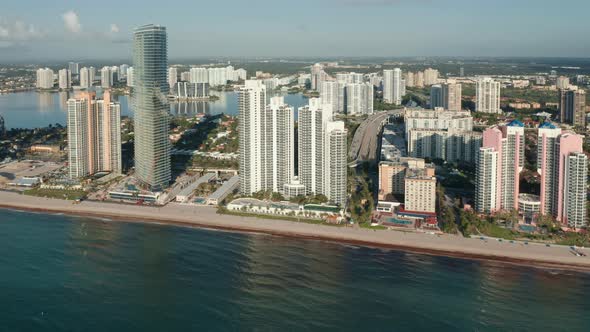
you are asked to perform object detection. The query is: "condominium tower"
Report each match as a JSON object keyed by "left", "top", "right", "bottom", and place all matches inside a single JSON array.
[
  {"left": 383, "top": 68, "right": 402, "bottom": 105},
  {"left": 36, "top": 68, "right": 54, "bottom": 89},
  {"left": 58, "top": 69, "right": 71, "bottom": 90},
  {"left": 475, "top": 77, "right": 501, "bottom": 114},
  {"left": 442, "top": 81, "right": 462, "bottom": 111},
  {"left": 475, "top": 120, "right": 525, "bottom": 213},
  {"left": 79, "top": 67, "right": 92, "bottom": 88},
  {"left": 298, "top": 98, "right": 347, "bottom": 206},
  {"left": 67, "top": 91, "right": 121, "bottom": 178},
  {"left": 168, "top": 67, "right": 178, "bottom": 90},
  {"left": 133, "top": 24, "right": 171, "bottom": 190},
  {"left": 559, "top": 87, "right": 586, "bottom": 127}
]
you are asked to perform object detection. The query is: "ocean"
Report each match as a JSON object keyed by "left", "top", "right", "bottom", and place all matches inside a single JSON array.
[{"left": 1, "top": 208, "right": 589, "bottom": 331}]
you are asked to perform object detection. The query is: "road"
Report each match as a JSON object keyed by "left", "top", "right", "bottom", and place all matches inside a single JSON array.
[{"left": 348, "top": 109, "right": 403, "bottom": 166}]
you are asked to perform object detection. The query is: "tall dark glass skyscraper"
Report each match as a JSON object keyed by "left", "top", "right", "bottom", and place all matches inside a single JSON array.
[{"left": 132, "top": 24, "right": 170, "bottom": 191}]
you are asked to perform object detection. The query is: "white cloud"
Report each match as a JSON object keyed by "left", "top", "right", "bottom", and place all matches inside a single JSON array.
[
  {"left": 110, "top": 24, "right": 120, "bottom": 33},
  {"left": 0, "top": 18, "right": 43, "bottom": 41},
  {"left": 62, "top": 10, "right": 81, "bottom": 33}
]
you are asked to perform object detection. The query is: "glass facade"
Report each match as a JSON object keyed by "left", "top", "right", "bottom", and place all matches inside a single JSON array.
[{"left": 133, "top": 24, "right": 171, "bottom": 191}]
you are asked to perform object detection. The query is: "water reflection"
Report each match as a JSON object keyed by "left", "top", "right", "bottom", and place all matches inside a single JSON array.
[
  {"left": 170, "top": 101, "right": 210, "bottom": 117},
  {"left": 38, "top": 92, "right": 54, "bottom": 111}
]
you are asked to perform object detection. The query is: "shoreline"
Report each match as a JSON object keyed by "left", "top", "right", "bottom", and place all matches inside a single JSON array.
[{"left": 1, "top": 191, "right": 590, "bottom": 272}]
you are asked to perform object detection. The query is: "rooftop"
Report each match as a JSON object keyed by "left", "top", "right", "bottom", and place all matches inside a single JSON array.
[{"left": 507, "top": 119, "right": 525, "bottom": 127}]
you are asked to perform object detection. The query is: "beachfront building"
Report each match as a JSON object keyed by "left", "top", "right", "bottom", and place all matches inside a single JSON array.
[
  {"left": 266, "top": 96, "right": 296, "bottom": 193},
  {"left": 475, "top": 120, "right": 525, "bottom": 213},
  {"left": 378, "top": 158, "right": 436, "bottom": 213},
  {"left": 298, "top": 98, "right": 348, "bottom": 206},
  {"left": 475, "top": 77, "right": 501, "bottom": 114},
  {"left": 283, "top": 177, "right": 307, "bottom": 199},
  {"left": 404, "top": 167, "right": 436, "bottom": 213},
  {"left": 67, "top": 91, "right": 121, "bottom": 179},
  {"left": 227, "top": 198, "right": 343, "bottom": 221},
  {"left": 239, "top": 80, "right": 267, "bottom": 195},
  {"left": 537, "top": 122, "right": 562, "bottom": 216},
  {"left": 239, "top": 82, "right": 295, "bottom": 195},
  {"left": 133, "top": 24, "right": 171, "bottom": 191},
  {"left": 536, "top": 125, "right": 587, "bottom": 228}
]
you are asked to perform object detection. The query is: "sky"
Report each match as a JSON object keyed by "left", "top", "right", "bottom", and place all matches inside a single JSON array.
[{"left": 1, "top": 0, "right": 589, "bottom": 62}]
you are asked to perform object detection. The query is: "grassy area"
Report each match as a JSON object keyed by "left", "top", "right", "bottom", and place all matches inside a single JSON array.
[
  {"left": 24, "top": 188, "right": 87, "bottom": 200},
  {"left": 359, "top": 222, "right": 387, "bottom": 230},
  {"left": 347, "top": 164, "right": 374, "bottom": 224}
]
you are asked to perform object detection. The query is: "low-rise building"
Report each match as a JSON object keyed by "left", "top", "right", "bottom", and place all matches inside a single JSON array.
[
  {"left": 206, "top": 175, "right": 239, "bottom": 205},
  {"left": 227, "top": 198, "right": 344, "bottom": 221}
]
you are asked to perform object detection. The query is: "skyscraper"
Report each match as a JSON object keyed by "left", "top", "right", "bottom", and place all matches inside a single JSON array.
[
  {"left": 67, "top": 91, "right": 121, "bottom": 179},
  {"left": 239, "top": 80, "right": 267, "bottom": 194},
  {"left": 238, "top": 83, "right": 296, "bottom": 196},
  {"left": 168, "top": 67, "right": 178, "bottom": 90},
  {"left": 383, "top": 68, "right": 402, "bottom": 105},
  {"left": 556, "top": 76, "right": 570, "bottom": 89},
  {"left": 556, "top": 133, "right": 587, "bottom": 228},
  {"left": 430, "top": 84, "right": 443, "bottom": 108},
  {"left": 0, "top": 115, "right": 5, "bottom": 138},
  {"left": 559, "top": 87, "right": 586, "bottom": 127},
  {"left": 58, "top": 69, "right": 71, "bottom": 90},
  {"left": 346, "top": 82, "right": 374, "bottom": 115},
  {"left": 68, "top": 62, "right": 79, "bottom": 76},
  {"left": 133, "top": 24, "right": 171, "bottom": 191},
  {"left": 311, "top": 63, "right": 325, "bottom": 91},
  {"left": 423, "top": 68, "right": 439, "bottom": 86},
  {"left": 266, "top": 96, "right": 295, "bottom": 193},
  {"left": 126, "top": 67, "right": 134, "bottom": 87},
  {"left": 101, "top": 66, "right": 112, "bottom": 88},
  {"left": 79, "top": 67, "right": 91, "bottom": 88},
  {"left": 442, "top": 81, "right": 462, "bottom": 111},
  {"left": 536, "top": 122, "right": 561, "bottom": 216},
  {"left": 475, "top": 77, "right": 501, "bottom": 114},
  {"left": 320, "top": 81, "right": 340, "bottom": 114},
  {"left": 475, "top": 120, "right": 524, "bottom": 213},
  {"left": 383, "top": 69, "right": 393, "bottom": 104},
  {"left": 190, "top": 67, "right": 209, "bottom": 83},
  {"left": 36, "top": 68, "right": 54, "bottom": 89},
  {"left": 88, "top": 67, "right": 96, "bottom": 85},
  {"left": 298, "top": 98, "right": 348, "bottom": 206}
]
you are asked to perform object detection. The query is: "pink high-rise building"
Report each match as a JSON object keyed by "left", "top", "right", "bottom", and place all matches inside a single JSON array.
[
  {"left": 475, "top": 120, "right": 524, "bottom": 213},
  {"left": 536, "top": 125, "right": 587, "bottom": 228},
  {"left": 556, "top": 133, "right": 586, "bottom": 228}
]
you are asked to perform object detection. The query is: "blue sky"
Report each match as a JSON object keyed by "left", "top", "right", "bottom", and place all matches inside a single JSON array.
[{"left": 1, "top": 0, "right": 589, "bottom": 61}]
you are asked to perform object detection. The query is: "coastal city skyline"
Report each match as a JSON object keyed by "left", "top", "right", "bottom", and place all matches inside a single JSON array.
[{"left": 1, "top": 3, "right": 590, "bottom": 329}]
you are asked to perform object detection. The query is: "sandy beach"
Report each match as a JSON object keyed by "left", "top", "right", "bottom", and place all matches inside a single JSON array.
[{"left": 1, "top": 190, "right": 590, "bottom": 271}]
